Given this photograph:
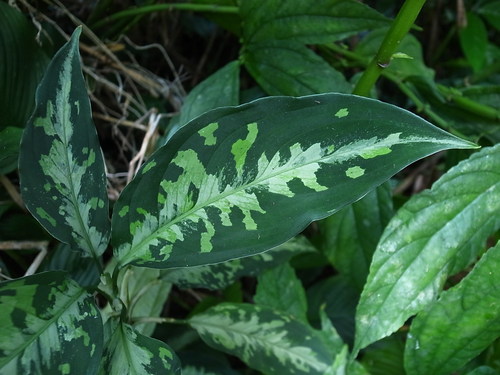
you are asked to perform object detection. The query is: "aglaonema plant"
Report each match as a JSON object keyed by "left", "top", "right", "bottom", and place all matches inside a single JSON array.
[{"left": 0, "top": 26, "right": 486, "bottom": 374}]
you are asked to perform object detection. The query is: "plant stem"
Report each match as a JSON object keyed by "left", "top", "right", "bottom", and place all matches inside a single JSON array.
[
  {"left": 353, "top": 0, "right": 427, "bottom": 96},
  {"left": 437, "top": 85, "right": 500, "bottom": 121},
  {"left": 91, "top": 3, "right": 239, "bottom": 29}
]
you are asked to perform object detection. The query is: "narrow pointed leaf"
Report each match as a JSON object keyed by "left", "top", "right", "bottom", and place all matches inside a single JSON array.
[
  {"left": 19, "top": 28, "right": 110, "bottom": 258},
  {"left": 162, "top": 236, "right": 315, "bottom": 290},
  {"left": 244, "top": 41, "right": 351, "bottom": 96},
  {"left": 355, "top": 144, "right": 500, "bottom": 353},
  {"left": 240, "top": 0, "right": 390, "bottom": 45},
  {"left": 404, "top": 241, "right": 500, "bottom": 375},
  {"left": 189, "top": 303, "right": 335, "bottom": 375},
  {"left": 112, "top": 93, "right": 476, "bottom": 269},
  {"left": 255, "top": 262, "right": 308, "bottom": 321},
  {"left": 0, "top": 271, "right": 103, "bottom": 374},
  {"left": 100, "top": 321, "right": 180, "bottom": 375}
]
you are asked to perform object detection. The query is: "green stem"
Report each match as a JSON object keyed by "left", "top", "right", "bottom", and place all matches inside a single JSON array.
[
  {"left": 133, "top": 316, "right": 188, "bottom": 325},
  {"left": 91, "top": 3, "right": 238, "bottom": 29},
  {"left": 437, "top": 85, "right": 500, "bottom": 121},
  {"left": 353, "top": 0, "right": 427, "bottom": 96}
]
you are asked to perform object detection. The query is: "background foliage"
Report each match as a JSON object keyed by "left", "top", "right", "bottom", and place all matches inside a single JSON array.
[{"left": 0, "top": 0, "right": 499, "bottom": 374}]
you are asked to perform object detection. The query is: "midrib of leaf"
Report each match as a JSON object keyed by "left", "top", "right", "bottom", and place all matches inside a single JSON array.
[
  {"left": 119, "top": 324, "right": 139, "bottom": 375},
  {"left": 356, "top": 181, "right": 499, "bottom": 352},
  {"left": 56, "top": 47, "right": 102, "bottom": 266},
  {"left": 125, "top": 133, "right": 467, "bottom": 262},
  {"left": 2, "top": 286, "right": 86, "bottom": 367},
  {"left": 195, "top": 318, "right": 328, "bottom": 371}
]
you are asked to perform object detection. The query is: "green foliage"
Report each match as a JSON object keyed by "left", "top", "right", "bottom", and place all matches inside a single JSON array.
[{"left": 1, "top": 0, "right": 499, "bottom": 374}]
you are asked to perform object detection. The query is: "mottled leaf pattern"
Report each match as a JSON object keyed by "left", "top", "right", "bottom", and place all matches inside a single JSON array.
[
  {"left": 112, "top": 93, "right": 475, "bottom": 269},
  {"left": 405, "top": 241, "right": 500, "bottom": 375},
  {"left": 0, "top": 271, "right": 103, "bottom": 375},
  {"left": 100, "top": 320, "right": 180, "bottom": 375},
  {"left": 19, "top": 27, "right": 110, "bottom": 259},
  {"left": 355, "top": 144, "right": 500, "bottom": 353},
  {"left": 162, "top": 236, "right": 315, "bottom": 290},
  {"left": 189, "top": 303, "right": 335, "bottom": 375}
]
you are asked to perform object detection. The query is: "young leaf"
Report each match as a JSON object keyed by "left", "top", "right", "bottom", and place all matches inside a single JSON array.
[
  {"left": 355, "top": 144, "right": 500, "bottom": 353},
  {"left": 112, "top": 93, "right": 476, "bottom": 269},
  {"left": 0, "top": 271, "right": 103, "bottom": 374},
  {"left": 255, "top": 262, "right": 308, "bottom": 321},
  {"left": 404, "top": 241, "right": 500, "bottom": 375},
  {"left": 243, "top": 40, "right": 351, "bottom": 96},
  {"left": 162, "top": 236, "right": 315, "bottom": 290},
  {"left": 19, "top": 27, "right": 110, "bottom": 259},
  {"left": 316, "top": 182, "right": 393, "bottom": 290},
  {"left": 189, "top": 303, "right": 336, "bottom": 375},
  {"left": 240, "top": 0, "right": 389, "bottom": 45},
  {"left": 100, "top": 320, "right": 180, "bottom": 375}
]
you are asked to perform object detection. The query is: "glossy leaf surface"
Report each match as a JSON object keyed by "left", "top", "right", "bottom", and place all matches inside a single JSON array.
[
  {"left": 405, "top": 241, "right": 500, "bottom": 375},
  {"left": 243, "top": 40, "right": 351, "bottom": 96},
  {"left": 0, "top": 271, "right": 103, "bottom": 374},
  {"left": 112, "top": 93, "right": 475, "bottom": 269},
  {"left": 240, "top": 0, "right": 389, "bottom": 45},
  {"left": 355, "top": 144, "right": 500, "bottom": 353},
  {"left": 19, "top": 28, "right": 110, "bottom": 259},
  {"left": 100, "top": 320, "right": 180, "bottom": 375},
  {"left": 190, "top": 303, "right": 335, "bottom": 375},
  {"left": 162, "top": 236, "right": 315, "bottom": 290}
]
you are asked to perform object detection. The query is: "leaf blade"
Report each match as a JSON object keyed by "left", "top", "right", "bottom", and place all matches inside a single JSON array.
[
  {"left": 0, "top": 271, "right": 103, "bottom": 374},
  {"left": 19, "top": 27, "right": 110, "bottom": 258},
  {"left": 189, "top": 303, "right": 335, "bottom": 375},
  {"left": 404, "top": 241, "right": 500, "bottom": 375},
  {"left": 112, "top": 93, "right": 476, "bottom": 269},
  {"left": 355, "top": 144, "right": 500, "bottom": 353}
]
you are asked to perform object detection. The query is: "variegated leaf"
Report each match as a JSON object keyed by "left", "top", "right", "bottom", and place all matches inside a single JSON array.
[
  {"left": 189, "top": 303, "right": 335, "bottom": 375},
  {"left": 0, "top": 271, "right": 103, "bottom": 375},
  {"left": 162, "top": 236, "right": 315, "bottom": 290},
  {"left": 100, "top": 320, "right": 180, "bottom": 375},
  {"left": 19, "top": 27, "right": 110, "bottom": 259},
  {"left": 112, "top": 93, "right": 476, "bottom": 268}
]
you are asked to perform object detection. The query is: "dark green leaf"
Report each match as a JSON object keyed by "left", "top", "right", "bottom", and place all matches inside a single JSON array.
[
  {"left": 162, "top": 236, "right": 315, "bottom": 290},
  {"left": 0, "top": 3, "right": 50, "bottom": 129},
  {"left": 355, "top": 144, "right": 500, "bottom": 353},
  {"left": 100, "top": 320, "right": 181, "bottom": 375},
  {"left": 244, "top": 41, "right": 351, "bottom": 95},
  {"left": 478, "top": 1, "right": 500, "bottom": 30},
  {"left": 0, "top": 127, "right": 23, "bottom": 174},
  {"left": 41, "top": 242, "right": 100, "bottom": 287},
  {"left": 316, "top": 182, "right": 393, "bottom": 290},
  {"left": 255, "top": 262, "right": 308, "bottom": 321},
  {"left": 240, "top": 0, "right": 389, "bottom": 44},
  {"left": 112, "top": 93, "right": 476, "bottom": 269},
  {"left": 164, "top": 61, "right": 240, "bottom": 143},
  {"left": 459, "top": 12, "right": 488, "bottom": 73},
  {"left": 307, "top": 276, "right": 359, "bottom": 346},
  {"left": 404, "top": 241, "right": 500, "bottom": 375},
  {"left": 361, "top": 335, "right": 406, "bottom": 375},
  {"left": 19, "top": 28, "right": 110, "bottom": 259},
  {"left": 189, "top": 303, "right": 336, "bottom": 375},
  {"left": 0, "top": 271, "right": 103, "bottom": 374},
  {"left": 466, "top": 367, "right": 500, "bottom": 375}
]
